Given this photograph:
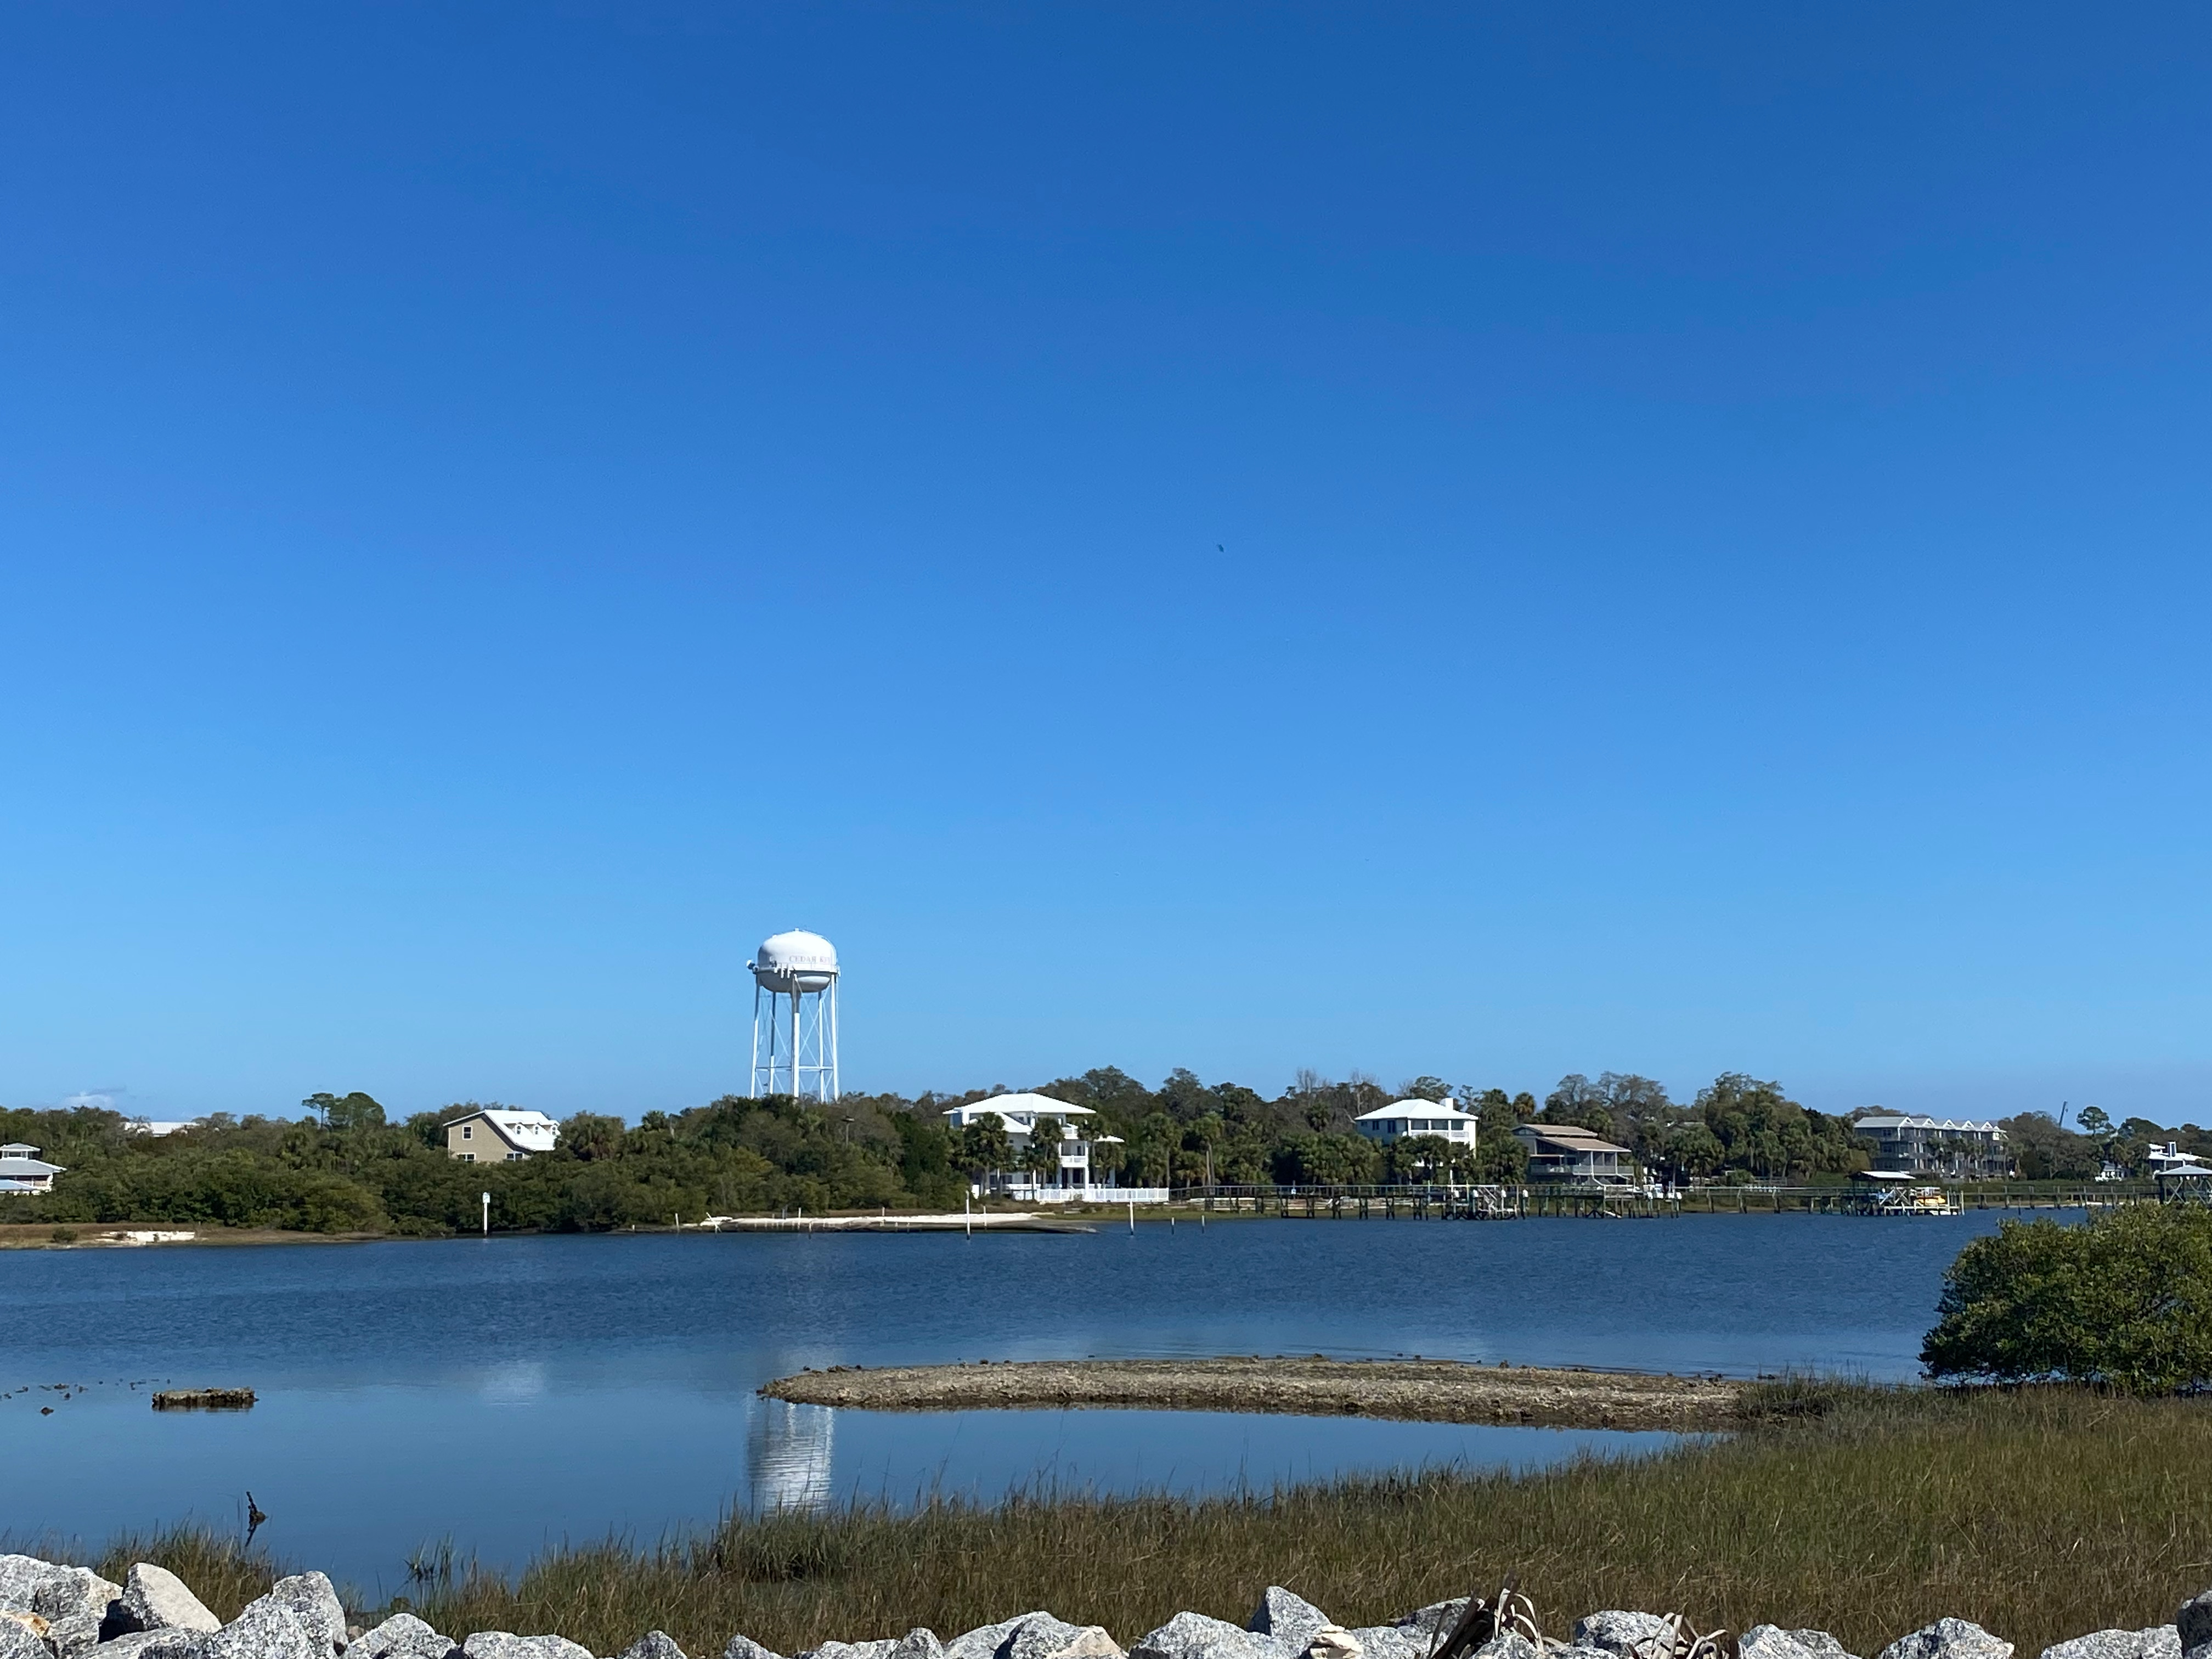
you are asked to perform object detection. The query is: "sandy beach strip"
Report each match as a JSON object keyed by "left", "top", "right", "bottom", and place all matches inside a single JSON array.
[{"left": 759, "top": 1355, "right": 1745, "bottom": 1430}]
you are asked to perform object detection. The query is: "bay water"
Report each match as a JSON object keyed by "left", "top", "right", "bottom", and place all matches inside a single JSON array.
[{"left": 0, "top": 1211, "right": 2030, "bottom": 1596}]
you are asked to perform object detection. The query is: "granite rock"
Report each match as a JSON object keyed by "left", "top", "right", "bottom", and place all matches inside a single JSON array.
[
  {"left": 1251, "top": 1595, "right": 1333, "bottom": 1659},
  {"left": 123, "top": 1567, "right": 221, "bottom": 1637},
  {"left": 1, "top": 1611, "right": 52, "bottom": 1659},
  {"left": 618, "top": 1635, "right": 687, "bottom": 1659},
  {"left": 1740, "top": 1629, "right": 1822, "bottom": 1659},
  {"left": 723, "top": 1637, "right": 783, "bottom": 1659},
  {"left": 1877, "top": 1622, "right": 2011, "bottom": 1659},
  {"left": 347, "top": 1616, "right": 457, "bottom": 1659},
  {"left": 1346, "top": 1629, "right": 1427, "bottom": 1659},
  {"left": 799, "top": 1643, "right": 896, "bottom": 1659},
  {"left": 945, "top": 1622, "right": 1031, "bottom": 1659},
  {"left": 2180, "top": 1593, "right": 2212, "bottom": 1659},
  {"left": 1007, "top": 1621, "right": 1096, "bottom": 1659},
  {"left": 1131, "top": 1613, "right": 1286, "bottom": 1659},
  {"left": 1787, "top": 1635, "right": 1859, "bottom": 1659},
  {"left": 1395, "top": 1610, "right": 1470, "bottom": 1643},
  {"left": 1573, "top": 1616, "right": 1674, "bottom": 1659},
  {"left": 462, "top": 1635, "right": 594, "bottom": 1659}
]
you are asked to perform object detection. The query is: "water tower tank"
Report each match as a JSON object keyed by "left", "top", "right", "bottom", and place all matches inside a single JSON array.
[{"left": 751, "top": 929, "right": 839, "bottom": 994}]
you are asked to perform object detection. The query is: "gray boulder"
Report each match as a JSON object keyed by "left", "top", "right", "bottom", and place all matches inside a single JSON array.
[
  {"left": 89, "top": 1631, "right": 219, "bottom": 1659},
  {"left": 2, "top": 1612, "right": 53, "bottom": 1659},
  {"left": 1008, "top": 1624, "right": 1114, "bottom": 1659},
  {"left": 947, "top": 1620, "right": 1104, "bottom": 1659},
  {"left": 2182, "top": 1593, "right": 2212, "bottom": 1659},
  {"left": 1131, "top": 1614, "right": 1285, "bottom": 1659},
  {"left": 1471, "top": 1637, "right": 1541, "bottom": 1659},
  {"left": 618, "top": 1637, "right": 687, "bottom": 1659},
  {"left": 0, "top": 1558, "right": 126, "bottom": 1659},
  {"left": 461, "top": 1639, "right": 592, "bottom": 1659},
  {"left": 347, "top": 1617, "right": 458, "bottom": 1659},
  {"left": 2040, "top": 1632, "right": 2181, "bottom": 1659},
  {"left": 888, "top": 1635, "right": 945, "bottom": 1659},
  {"left": 1741, "top": 1631, "right": 1824, "bottom": 1659},
  {"left": 1348, "top": 1632, "right": 1427, "bottom": 1659},
  {"left": 123, "top": 1567, "right": 222, "bottom": 1637},
  {"left": 723, "top": 1640, "right": 782, "bottom": 1659},
  {"left": 209, "top": 1603, "right": 324, "bottom": 1659},
  {"left": 1575, "top": 1618, "right": 1674, "bottom": 1659},
  {"left": 1252, "top": 1595, "right": 1333, "bottom": 1659},
  {"left": 1396, "top": 1610, "right": 1470, "bottom": 1644},
  {"left": 1788, "top": 1637, "right": 1858, "bottom": 1659},
  {"left": 799, "top": 1644, "right": 896, "bottom": 1659},
  {"left": 1877, "top": 1623, "right": 2011, "bottom": 1659},
  {"left": 946, "top": 1624, "right": 1033, "bottom": 1659},
  {"left": 253, "top": 1579, "right": 346, "bottom": 1659}
]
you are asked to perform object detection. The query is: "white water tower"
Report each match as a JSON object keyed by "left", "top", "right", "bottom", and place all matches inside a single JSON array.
[{"left": 749, "top": 929, "right": 839, "bottom": 1101}]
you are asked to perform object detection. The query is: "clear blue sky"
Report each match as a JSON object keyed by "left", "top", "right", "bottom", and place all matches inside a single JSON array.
[{"left": 3, "top": 3, "right": 2205, "bottom": 1126}]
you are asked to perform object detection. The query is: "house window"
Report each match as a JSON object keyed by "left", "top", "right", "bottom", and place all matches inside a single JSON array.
[
  {"left": 506, "top": 1152, "right": 523, "bottom": 1162},
  {"left": 460, "top": 1153, "right": 475, "bottom": 1163},
  {"left": 461, "top": 1125, "right": 473, "bottom": 1139}
]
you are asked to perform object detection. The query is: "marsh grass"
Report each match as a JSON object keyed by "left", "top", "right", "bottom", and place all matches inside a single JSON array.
[{"left": 58, "top": 1387, "right": 2212, "bottom": 1659}]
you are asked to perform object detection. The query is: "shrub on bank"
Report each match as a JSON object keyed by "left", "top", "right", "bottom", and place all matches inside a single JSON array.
[{"left": 1921, "top": 1203, "right": 2212, "bottom": 1392}]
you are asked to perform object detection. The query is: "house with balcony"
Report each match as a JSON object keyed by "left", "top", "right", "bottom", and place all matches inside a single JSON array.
[
  {"left": 1850, "top": 1111, "right": 2012, "bottom": 1177},
  {"left": 942, "top": 1093, "right": 1163, "bottom": 1203},
  {"left": 1354, "top": 1099, "right": 1480, "bottom": 1149},
  {"left": 0, "top": 1143, "right": 65, "bottom": 1196},
  {"left": 1513, "top": 1122, "right": 1634, "bottom": 1186}
]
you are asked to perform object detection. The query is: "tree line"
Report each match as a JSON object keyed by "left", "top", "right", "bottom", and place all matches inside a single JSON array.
[{"left": 4, "top": 1072, "right": 2203, "bottom": 1235}]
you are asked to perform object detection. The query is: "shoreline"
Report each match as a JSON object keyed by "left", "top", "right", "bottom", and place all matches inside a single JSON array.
[{"left": 759, "top": 1355, "right": 1747, "bottom": 1430}]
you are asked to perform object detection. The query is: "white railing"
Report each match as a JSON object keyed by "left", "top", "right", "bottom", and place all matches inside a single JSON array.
[{"left": 992, "top": 1182, "right": 1171, "bottom": 1204}]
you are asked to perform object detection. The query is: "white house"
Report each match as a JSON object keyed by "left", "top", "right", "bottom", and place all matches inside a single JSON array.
[
  {"left": 0, "top": 1144, "right": 65, "bottom": 1196},
  {"left": 1355, "top": 1099, "right": 1480, "bottom": 1148},
  {"left": 443, "top": 1109, "right": 562, "bottom": 1163},
  {"left": 943, "top": 1093, "right": 1162, "bottom": 1203},
  {"left": 1851, "top": 1111, "right": 2012, "bottom": 1177},
  {"left": 1513, "top": 1122, "right": 1633, "bottom": 1184},
  {"left": 2146, "top": 1141, "right": 2212, "bottom": 1177}
]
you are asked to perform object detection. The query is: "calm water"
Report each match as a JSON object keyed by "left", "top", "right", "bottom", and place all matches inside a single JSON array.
[{"left": 0, "top": 1211, "right": 2030, "bottom": 1594}]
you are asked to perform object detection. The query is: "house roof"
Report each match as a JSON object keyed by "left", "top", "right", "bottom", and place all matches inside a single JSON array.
[
  {"left": 0, "top": 1157, "right": 63, "bottom": 1178},
  {"left": 0, "top": 1179, "right": 48, "bottom": 1194},
  {"left": 943, "top": 1092, "right": 1097, "bottom": 1124},
  {"left": 1514, "top": 1123, "right": 1631, "bottom": 1155},
  {"left": 0, "top": 1143, "right": 38, "bottom": 1156},
  {"left": 1852, "top": 1113, "right": 2003, "bottom": 1135},
  {"left": 449, "top": 1109, "right": 561, "bottom": 1152},
  {"left": 1356, "top": 1100, "right": 1479, "bottom": 1123}
]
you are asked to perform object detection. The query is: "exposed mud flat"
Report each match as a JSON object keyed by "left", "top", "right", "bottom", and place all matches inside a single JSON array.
[{"left": 761, "top": 1356, "right": 1745, "bottom": 1430}]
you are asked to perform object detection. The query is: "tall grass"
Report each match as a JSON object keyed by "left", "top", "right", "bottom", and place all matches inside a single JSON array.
[
  {"left": 41, "top": 1389, "right": 2211, "bottom": 1659},
  {"left": 402, "top": 1387, "right": 2210, "bottom": 1659}
]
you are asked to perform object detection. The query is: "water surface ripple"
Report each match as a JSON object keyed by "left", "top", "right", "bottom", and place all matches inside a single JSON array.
[{"left": 0, "top": 1212, "right": 2025, "bottom": 1593}]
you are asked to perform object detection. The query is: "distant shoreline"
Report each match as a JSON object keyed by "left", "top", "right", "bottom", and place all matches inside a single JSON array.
[{"left": 759, "top": 1355, "right": 1747, "bottom": 1430}]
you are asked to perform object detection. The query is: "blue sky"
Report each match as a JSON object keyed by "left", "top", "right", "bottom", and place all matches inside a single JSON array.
[{"left": 2, "top": 3, "right": 2205, "bottom": 1126}]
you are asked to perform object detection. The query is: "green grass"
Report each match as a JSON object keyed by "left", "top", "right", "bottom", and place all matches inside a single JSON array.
[{"left": 82, "top": 1386, "right": 2212, "bottom": 1659}]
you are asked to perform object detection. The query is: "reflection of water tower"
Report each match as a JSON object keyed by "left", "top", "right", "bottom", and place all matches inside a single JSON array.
[
  {"left": 749, "top": 930, "right": 839, "bottom": 1101},
  {"left": 747, "top": 1397, "right": 835, "bottom": 1513}
]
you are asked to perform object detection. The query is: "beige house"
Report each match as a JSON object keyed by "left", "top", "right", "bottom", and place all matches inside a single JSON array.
[{"left": 444, "top": 1109, "right": 561, "bottom": 1163}]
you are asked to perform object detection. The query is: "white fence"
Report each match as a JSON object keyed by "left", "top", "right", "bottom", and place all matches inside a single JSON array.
[{"left": 988, "top": 1183, "right": 1172, "bottom": 1205}]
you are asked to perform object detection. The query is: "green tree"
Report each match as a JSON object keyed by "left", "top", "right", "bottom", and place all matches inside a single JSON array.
[
  {"left": 1922, "top": 1205, "right": 2212, "bottom": 1393},
  {"left": 1021, "top": 1116, "right": 1065, "bottom": 1185},
  {"left": 958, "top": 1113, "right": 1011, "bottom": 1181},
  {"left": 560, "top": 1113, "right": 625, "bottom": 1161},
  {"left": 2075, "top": 1105, "right": 2113, "bottom": 1142}
]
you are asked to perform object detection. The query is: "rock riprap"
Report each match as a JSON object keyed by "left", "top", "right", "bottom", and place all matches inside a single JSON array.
[{"left": 0, "top": 1554, "right": 2206, "bottom": 1659}]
